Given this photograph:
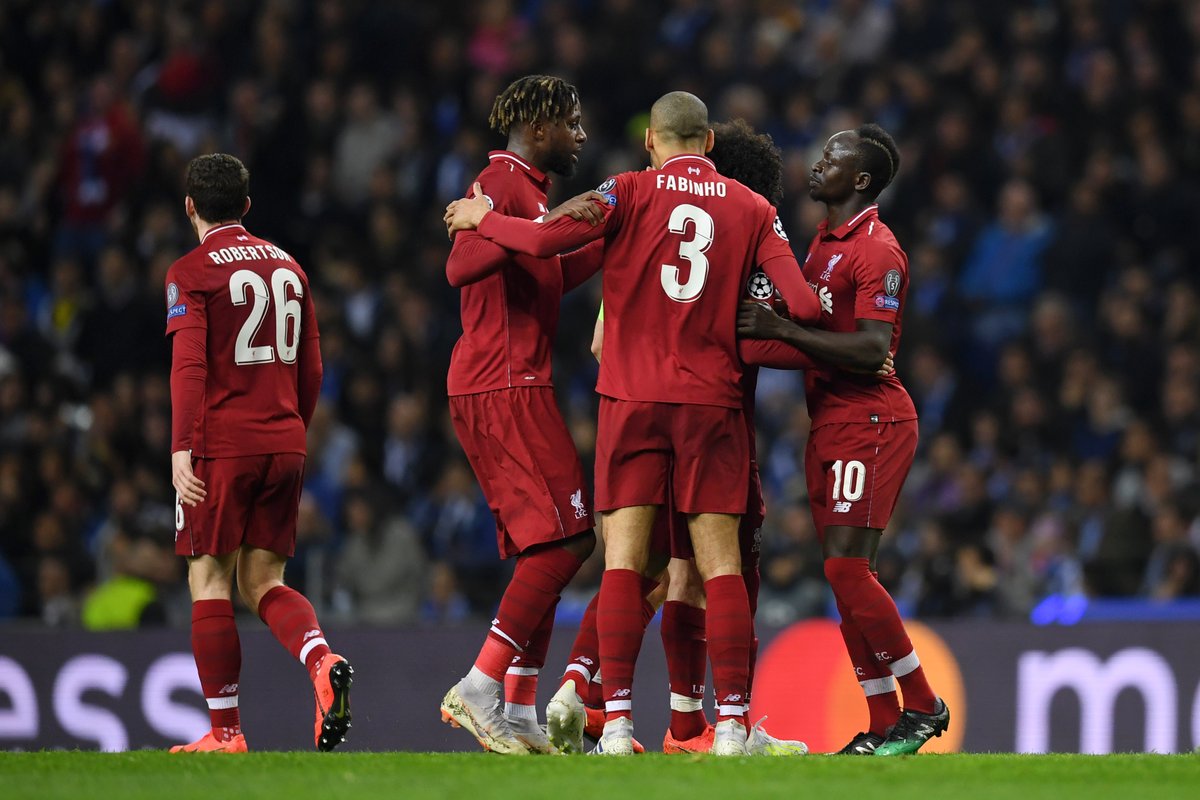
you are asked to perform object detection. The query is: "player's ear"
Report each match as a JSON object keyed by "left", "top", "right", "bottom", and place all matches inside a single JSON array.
[
  {"left": 644, "top": 128, "right": 653, "bottom": 153},
  {"left": 243, "top": 196, "right": 251, "bottom": 219},
  {"left": 704, "top": 129, "right": 714, "bottom": 154},
  {"left": 184, "top": 196, "right": 194, "bottom": 218},
  {"left": 531, "top": 120, "right": 546, "bottom": 142},
  {"left": 855, "top": 171, "right": 872, "bottom": 194}
]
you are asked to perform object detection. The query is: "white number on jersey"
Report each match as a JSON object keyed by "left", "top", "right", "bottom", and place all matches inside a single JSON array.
[
  {"left": 661, "top": 203, "right": 714, "bottom": 303},
  {"left": 831, "top": 459, "right": 867, "bottom": 502},
  {"left": 229, "top": 268, "right": 304, "bottom": 366}
]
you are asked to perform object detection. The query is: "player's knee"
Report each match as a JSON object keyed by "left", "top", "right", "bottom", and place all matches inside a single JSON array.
[
  {"left": 823, "top": 555, "right": 871, "bottom": 587},
  {"left": 236, "top": 573, "right": 282, "bottom": 616},
  {"left": 186, "top": 556, "right": 234, "bottom": 601},
  {"left": 693, "top": 554, "right": 741, "bottom": 582},
  {"left": 236, "top": 578, "right": 259, "bottom": 614},
  {"left": 566, "top": 529, "right": 596, "bottom": 561}
]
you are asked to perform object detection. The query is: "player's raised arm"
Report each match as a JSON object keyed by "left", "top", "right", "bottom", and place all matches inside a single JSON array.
[
  {"left": 447, "top": 182, "right": 611, "bottom": 258},
  {"left": 753, "top": 208, "right": 821, "bottom": 323}
]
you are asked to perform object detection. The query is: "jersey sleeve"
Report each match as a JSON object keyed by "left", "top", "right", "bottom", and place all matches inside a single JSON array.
[
  {"left": 755, "top": 205, "right": 821, "bottom": 323},
  {"left": 474, "top": 172, "right": 628, "bottom": 258},
  {"left": 446, "top": 170, "right": 526, "bottom": 286},
  {"left": 164, "top": 259, "right": 207, "bottom": 336},
  {"left": 560, "top": 239, "right": 605, "bottom": 293},
  {"left": 169, "top": 325, "right": 207, "bottom": 452},
  {"left": 852, "top": 239, "right": 906, "bottom": 322},
  {"left": 738, "top": 338, "right": 819, "bottom": 370},
  {"left": 476, "top": 204, "right": 610, "bottom": 258}
]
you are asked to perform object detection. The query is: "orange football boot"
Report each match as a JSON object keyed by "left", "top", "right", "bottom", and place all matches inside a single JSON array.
[
  {"left": 169, "top": 731, "right": 248, "bottom": 753},
  {"left": 663, "top": 724, "right": 715, "bottom": 754},
  {"left": 312, "top": 653, "right": 355, "bottom": 751}
]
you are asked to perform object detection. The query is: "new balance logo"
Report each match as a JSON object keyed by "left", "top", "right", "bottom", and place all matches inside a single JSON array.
[
  {"left": 303, "top": 629, "right": 323, "bottom": 641},
  {"left": 613, "top": 688, "right": 631, "bottom": 697},
  {"left": 688, "top": 167, "right": 701, "bottom": 175},
  {"left": 219, "top": 683, "right": 239, "bottom": 695},
  {"left": 722, "top": 693, "right": 743, "bottom": 703},
  {"left": 833, "top": 501, "right": 852, "bottom": 513},
  {"left": 577, "top": 657, "right": 595, "bottom": 666}
]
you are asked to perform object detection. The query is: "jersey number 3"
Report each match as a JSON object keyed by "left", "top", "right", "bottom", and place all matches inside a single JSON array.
[
  {"left": 661, "top": 204, "right": 713, "bottom": 303},
  {"left": 229, "top": 268, "right": 303, "bottom": 365}
]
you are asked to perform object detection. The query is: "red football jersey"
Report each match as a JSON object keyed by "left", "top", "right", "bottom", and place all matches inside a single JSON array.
[
  {"left": 476, "top": 154, "right": 820, "bottom": 408},
  {"left": 164, "top": 223, "right": 318, "bottom": 457},
  {"left": 801, "top": 205, "right": 917, "bottom": 428},
  {"left": 446, "top": 151, "right": 600, "bottom": 396}
]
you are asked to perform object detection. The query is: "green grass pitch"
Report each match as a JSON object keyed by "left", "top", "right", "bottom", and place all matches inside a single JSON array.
[{"left": 2, "top": 752, "right": 1197, "bottom": 800}]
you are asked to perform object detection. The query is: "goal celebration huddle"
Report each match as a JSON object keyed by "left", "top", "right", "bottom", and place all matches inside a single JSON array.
[{"left": 165, "top": 73, "right": 944, "bottom": 757}]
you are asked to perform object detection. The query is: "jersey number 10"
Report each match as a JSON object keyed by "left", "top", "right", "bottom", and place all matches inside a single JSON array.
[{"left": 229, "top": 268, "right": 303, "bottom": 365}]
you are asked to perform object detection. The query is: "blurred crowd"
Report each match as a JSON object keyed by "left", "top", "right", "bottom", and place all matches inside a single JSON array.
[{"left": 1, "top": 0, "right": 1198, "bottom": 629}]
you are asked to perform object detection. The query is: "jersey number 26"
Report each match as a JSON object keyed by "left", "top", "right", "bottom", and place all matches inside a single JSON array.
[{"left": 229, "top": 268, "right": 303, "bottom": 365}]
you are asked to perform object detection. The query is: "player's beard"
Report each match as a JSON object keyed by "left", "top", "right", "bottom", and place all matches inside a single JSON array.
[{"left": 548, "top": 149, "right": 579, "bottom": 178}]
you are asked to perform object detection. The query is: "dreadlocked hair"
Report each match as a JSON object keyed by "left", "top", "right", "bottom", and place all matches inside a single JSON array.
[
  {"left": 855, "top": 123, "right": 900, "bottom": 199},
  {"left": 489, "top": 75, "right": 580, "bottom": 135},
  {"left": 709, "top": 119, "right": 785, "bottom": 208}
]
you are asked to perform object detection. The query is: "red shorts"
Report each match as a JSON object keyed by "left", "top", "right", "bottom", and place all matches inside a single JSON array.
[
  {"left": 805, "top": 420, "right": 918, "bottom": 538},
  {"left": 450, "top": 387, "right": 593, "bottom": 559},
  {"left": 595, "top": 398, "right": 749, "bottom": 515},
  {"left": 655, "top": 462, "right": 763, "bottom": 569},
  {"left": 175, "top": 453, "right": 305, "bottom": 557}
]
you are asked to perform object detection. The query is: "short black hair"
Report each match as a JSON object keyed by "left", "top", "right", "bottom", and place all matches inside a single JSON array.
[
  {"left": 854, "top": 123, "right": 900, "bottom": 199},
  {"left": 649, "top": 91, "right": 710, "bottom": 144},
  {"left": 489, "top": 74, "right": 580, "bottom": 135},
  {"left": 709, "top": 119, "right": 784, "bottom": 207},
  {"left": 186, "top": 154, "right": 249, "bottom": 223}
]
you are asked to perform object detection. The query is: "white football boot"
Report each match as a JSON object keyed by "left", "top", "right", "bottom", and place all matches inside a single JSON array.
[
  {"left": 507, "top": 713, "right": 558, "bottom": 754},
  {"left": 746, "top": 716, "right": 808, "bottom": 756},
  {"left": 590, "top": 716, "right": 636, "bottom": 756},
  {"left": 440, "top": 678, "right": 528, "bottom": 755},
  {"left": 712, "top": 718, "right": 750, "bottom": 756},
  {"left": 546, "top": 682, "right": 587, "bottom": 754}
]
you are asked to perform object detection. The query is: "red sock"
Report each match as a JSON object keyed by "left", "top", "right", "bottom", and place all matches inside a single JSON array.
[
  {"left": 562, "top": 593, "right": 599, "bottom": 699},
  {"left": 506, "top": 600, "right": 556, "bottom": 715},
  {"left": 704, "top": 575, "right": 751, "bottom": 725},
  {"left": 478, "top": 545, "right": 583, "bottom": 682},
  {"left": 598, "top": 568, "right": 646, "bottom": 721},
  {"left": 662, "top": 600, "right": 708, "bottom": 740},
  {"left": 824, "top": 558, "right": 936, "bottom": 714},
  {"left": 588, "top": 674, "right": 604, "bottom": 708},
  {"left": 836, "top": 596, "right": 900, "bottom": 736},
  {"left": 191, "top": 599, "right": 242, "bottom": 740},
  {"left": 258, "top": 585, "right": 330, "bottom": 681}
]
